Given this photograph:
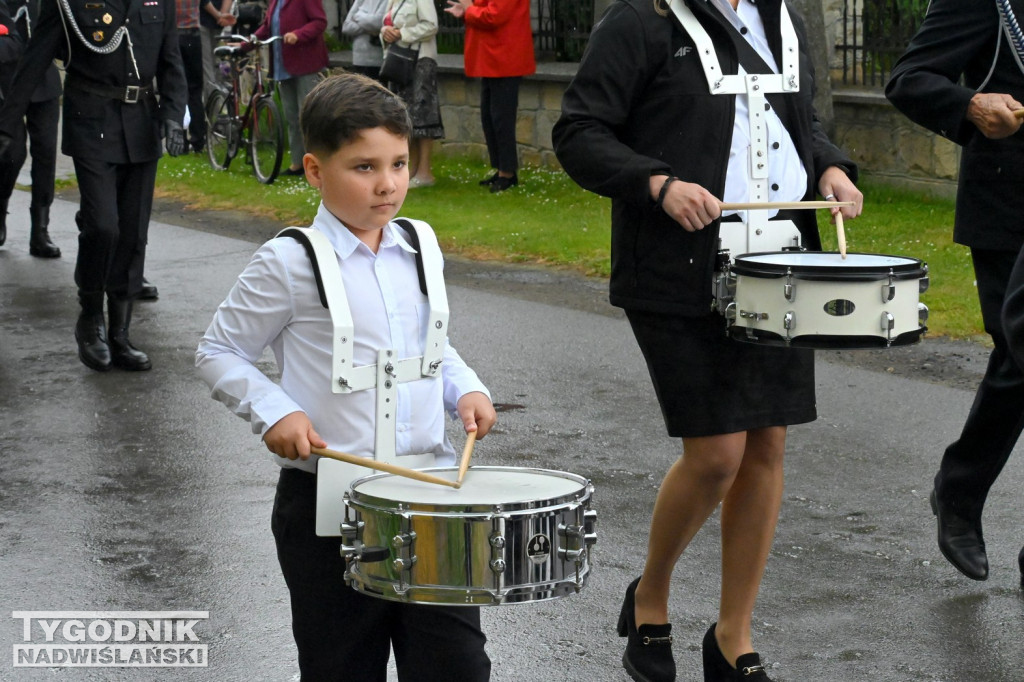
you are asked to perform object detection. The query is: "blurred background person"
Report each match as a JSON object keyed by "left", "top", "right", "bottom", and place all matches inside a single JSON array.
[
  {"left": 445, "top": 0, "right": 534, "bottom": 193},
  {"left": 251, "top": 0, "right": 327, "bottom": 176},
  {"left": 177, "top": 0, "right": 207, "bottom": 153},
  {"left": 199, "top": 0, "right": 236, "bottom": 98},
  {"left": 0, "top": 0, "right": 61, "bottom": 258},
  {"left": 343, "top": 0, "right": 387, "bottom": 81},
  {"left": 381, "top": 0, "right": 443, "bottom": 187}
]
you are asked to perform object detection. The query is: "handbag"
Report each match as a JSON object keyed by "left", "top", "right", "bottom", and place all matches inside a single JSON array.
[
  {"left": 379, "top": 0, "right": 419, "bottom": 86},
  {"left": 379, "top": 43, "right": 419, "bottom": 86}
]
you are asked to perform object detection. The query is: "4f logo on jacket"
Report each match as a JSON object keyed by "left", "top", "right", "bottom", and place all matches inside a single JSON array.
[{"left": 675, "top": 46, "right": 693, "bottom": 58}]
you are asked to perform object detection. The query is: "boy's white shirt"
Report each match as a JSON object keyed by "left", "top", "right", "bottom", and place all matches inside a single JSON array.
[{"left": 196, "top": 202, "right": 489, "bottom": 475}]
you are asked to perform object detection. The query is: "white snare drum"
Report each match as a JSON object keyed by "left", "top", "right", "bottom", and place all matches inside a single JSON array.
[
  {"left": 342, "top": 466, "right": 597, "bottom": 605},
  {"left": 725, "top": 251, "right": 929, "bottom": 348}
]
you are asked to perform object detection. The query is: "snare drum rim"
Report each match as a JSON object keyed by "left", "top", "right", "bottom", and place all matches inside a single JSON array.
[
  {"left": 347, "top": 465, "right": 593, "bottom": 516},
  {"left": 731, "top": 251, "right": 927, "bottom": 281}
]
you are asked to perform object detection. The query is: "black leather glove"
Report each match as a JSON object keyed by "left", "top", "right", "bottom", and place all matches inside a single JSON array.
[{"left": 164, "top": 119, "right": 187, "bottom": 157}]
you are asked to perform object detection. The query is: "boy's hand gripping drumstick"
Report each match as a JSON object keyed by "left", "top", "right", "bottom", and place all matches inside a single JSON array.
[
  {"left": 456, "top": 430, "right": 477, "bottom": 488},
  {"left": 311, "top": 446, "right": 458, "bottom": 489}
]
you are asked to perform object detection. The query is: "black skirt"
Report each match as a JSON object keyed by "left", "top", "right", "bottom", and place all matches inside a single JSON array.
[
  {"left": 625, "top": 309, "right": 816, "bottom": 438},
  {"left": 395, "top": 57, "right": 445, "bottom": 140}
]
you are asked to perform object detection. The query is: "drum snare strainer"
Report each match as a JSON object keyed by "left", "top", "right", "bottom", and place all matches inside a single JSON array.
[{"left": 342, "top": 466, "right": 597, "bottom": 606}]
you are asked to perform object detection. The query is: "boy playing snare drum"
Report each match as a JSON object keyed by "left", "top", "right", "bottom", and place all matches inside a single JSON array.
[{"left": 196, "top": 73, "right": 496, "bottom": 681}]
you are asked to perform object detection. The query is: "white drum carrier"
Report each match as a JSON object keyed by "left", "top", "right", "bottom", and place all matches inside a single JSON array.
[{"left": 669, "top": 0, "right": 929, "bottom": 348}]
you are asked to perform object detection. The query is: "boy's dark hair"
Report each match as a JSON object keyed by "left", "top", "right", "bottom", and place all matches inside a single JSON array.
[{"left": 300, "top": 73, "right": 413, "bottom": 155}]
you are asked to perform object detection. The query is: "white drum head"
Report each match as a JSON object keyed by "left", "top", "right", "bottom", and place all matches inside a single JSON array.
[
  {"left": 737, "top": 252, "right": 918, "bottom": 268},
  {"left": 351, "top": 466, "right": 587, "bottom": 507}
]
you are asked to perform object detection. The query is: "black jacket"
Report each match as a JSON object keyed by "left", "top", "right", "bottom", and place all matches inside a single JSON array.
[
  {"left": 0, "top": 0, "right": 62, "bottom": 103},
  {"left": 553, "top": 0, "right": 855, "bottom": 316},
  {"left": 0, "top": 0, "right": 186, "bottom": 164},
  {"left": 886, "top": 0, "right": 1024, "bottom": 252}
]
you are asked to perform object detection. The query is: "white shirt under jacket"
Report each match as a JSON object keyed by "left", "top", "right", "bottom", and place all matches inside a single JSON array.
[
  {"left": 196, "top": 202, "right": 490, "bottom": 475},
  {"left": 712, "top": 0, "right": 807, "bottom": 219}
]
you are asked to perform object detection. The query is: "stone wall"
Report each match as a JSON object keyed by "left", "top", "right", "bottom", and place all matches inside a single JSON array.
[{"left": 331, "top": 53, "right": 961, "bottom": 196}]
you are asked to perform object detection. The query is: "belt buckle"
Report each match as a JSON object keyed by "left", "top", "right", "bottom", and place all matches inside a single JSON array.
[{"left": 123, "top": 85, "right": 140, "bottom": 104}]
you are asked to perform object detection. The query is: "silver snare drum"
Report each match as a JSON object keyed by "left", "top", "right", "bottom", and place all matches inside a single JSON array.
[
  {"left": 342, "top": 466, "right": 597, "bottom": 605},
  {"left": 725, "top": 251, "right": 929, "bottom": 348}
]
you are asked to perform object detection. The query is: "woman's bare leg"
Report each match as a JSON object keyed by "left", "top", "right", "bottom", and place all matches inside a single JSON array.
[
  {"left": 715, "top": 425, "right": 786, "bottom": 665},
  {"left": 632, "top": 432, "right": 747, "bottom": 626}
]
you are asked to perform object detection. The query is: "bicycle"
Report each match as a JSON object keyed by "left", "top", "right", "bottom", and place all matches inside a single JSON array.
[{"left": 205, "top": 34, "right": 285, "bottom": 184}]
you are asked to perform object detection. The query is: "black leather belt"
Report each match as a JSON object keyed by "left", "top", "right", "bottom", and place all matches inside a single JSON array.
[{"left": 67, "top": 79, "right": 154, "bottom": 104}]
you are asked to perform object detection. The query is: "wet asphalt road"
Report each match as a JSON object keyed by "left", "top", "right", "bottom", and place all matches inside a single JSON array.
[{"left": 1, "top": 185, "right": 1022, "bottom": 682}]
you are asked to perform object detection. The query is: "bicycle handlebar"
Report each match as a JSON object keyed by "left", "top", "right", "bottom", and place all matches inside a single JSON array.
[{"left": 218, "top": 34, "right": 283, "bottom": 46}]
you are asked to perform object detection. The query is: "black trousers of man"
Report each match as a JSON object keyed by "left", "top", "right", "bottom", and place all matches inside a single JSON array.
[
  {"left": 273, "top": 468, "right": 492, "bottom": 682},
  {"left": 72, "top": 156, "right": 157, "bottom": 299},
  {"left": 0, "top": 96, "right": 59, "bottom": 211},
  {"left": 178, "top": 27, "right": 208, "bottom": 152},
  {"left": 935, "top": 248, "right": 1024, "bottom": 515}
]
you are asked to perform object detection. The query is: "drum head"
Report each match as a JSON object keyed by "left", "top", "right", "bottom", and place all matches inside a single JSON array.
[
  {"left": 732, "top": 252, "right": 926, "bottom": 280},
  {"left": 349, "top": 466, "right": 590, "bottom": 514}
]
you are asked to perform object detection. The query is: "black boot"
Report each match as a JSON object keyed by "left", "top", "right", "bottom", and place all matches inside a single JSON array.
[
  {"left": 75, "top": 291, "right": 111, "bottom": 371},
  {"left": 0, "top": 197, "right": 8, "bottom": 246},
  {"left": 29, "top": 205, "right": 61, "bottom": 258},
  {"left": 107, "top": 297, "right": 152, "bottom": 371}
]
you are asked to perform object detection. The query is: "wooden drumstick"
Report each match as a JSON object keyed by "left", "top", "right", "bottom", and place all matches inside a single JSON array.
[
  {"left": 1014, "top": 108, "right": 1024, "bottom": 119},
  {"left": 835, "top": 209, "right": 847, "bottom": 259},
  {"left": 719, "top": 200, "right": 855, "bottom": 211},
  {"left": 455, "top": 430, "right": 477, "bottom": 488},
  {"left": 311, "top": 446, "right": 459, "bottom": 489}
]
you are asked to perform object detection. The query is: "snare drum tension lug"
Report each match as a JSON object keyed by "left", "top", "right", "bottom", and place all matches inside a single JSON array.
[{"left": 882, "top": 271, "right": 896, "bottom": 303}]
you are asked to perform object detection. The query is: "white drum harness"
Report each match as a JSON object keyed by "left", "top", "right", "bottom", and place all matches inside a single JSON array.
[
  {"left": 277, "top": 219, "right": 449, "bottom": 465},
  {"left": 666, "top": 0, "right": 803, "bottom": 256}
]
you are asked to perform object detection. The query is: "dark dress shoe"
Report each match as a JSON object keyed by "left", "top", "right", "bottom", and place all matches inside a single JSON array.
[
  {"left": 702, "top": 624, "right": 772, "bottom": 681},
  {"left": 138, "top": 279, "right": 159, "bottom": 301},
  {"left": 930, "top": 489, "right": 988, "bottom": 580},
  {"left": 29, "top": 205, "right": 61, "bottom": 258},
  {"left": 489, "top": 173, "right": 518, "bottom": 193},
  {"left": 617, "top": 577, "right": 675, "bottom": 682},
  {"left": 478, "top": 172, "right": 499, "bottom": 186}
]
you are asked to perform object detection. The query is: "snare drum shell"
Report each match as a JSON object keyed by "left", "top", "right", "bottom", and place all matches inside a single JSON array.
[
  {"left": 344, "top": 466, "right": 595, "bottom": 606},
  {"left": 729, "top": 252, "right": 927, "bottom": 348}
]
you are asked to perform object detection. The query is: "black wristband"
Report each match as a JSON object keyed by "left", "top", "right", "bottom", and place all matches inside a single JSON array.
[{"left": 655, "top": 176, "right": 677, "bottom": 209}]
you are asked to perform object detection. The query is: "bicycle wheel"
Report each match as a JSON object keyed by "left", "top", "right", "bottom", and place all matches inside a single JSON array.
[
  {"left": 205, "top": 89, "right": 236, "bottom": 171},
  {"left": 249, "top": 95, "right": 284, "bottom": 184}
]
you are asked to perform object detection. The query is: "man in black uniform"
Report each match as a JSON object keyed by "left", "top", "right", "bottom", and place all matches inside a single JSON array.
[
  {"left": 886, "top": 0, "right": 1024, "bottom": 586},
  {"left": 0, "top": 0, "right": 61, "bottom": 257},
  {"left": 0, "top": 0, "right": 187, "bottom": 372}
]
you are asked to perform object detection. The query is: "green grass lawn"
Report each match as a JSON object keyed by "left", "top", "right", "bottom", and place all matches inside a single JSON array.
[{"left": 155, "top": 152, "right": 982, "bottom": 340}]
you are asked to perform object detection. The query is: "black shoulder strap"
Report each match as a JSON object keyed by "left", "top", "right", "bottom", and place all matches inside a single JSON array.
[
  {"left": 278, "top": 228, "right": 330, "bottom": 309},
  {"left": 728, "top": 29, "right": 795, "bottom": 137},
  {"left": 393, "top": 218, "right": 428, "bottom": 296}
]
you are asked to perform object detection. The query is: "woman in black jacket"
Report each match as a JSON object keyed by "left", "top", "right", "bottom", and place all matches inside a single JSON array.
[{"left": 554, "top": 0, "right": 861, "bottom": 680}]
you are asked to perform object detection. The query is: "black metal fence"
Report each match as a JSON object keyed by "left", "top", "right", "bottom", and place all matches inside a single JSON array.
[{"left": 835, "top": 0, "right": 929, "bottom": 87}]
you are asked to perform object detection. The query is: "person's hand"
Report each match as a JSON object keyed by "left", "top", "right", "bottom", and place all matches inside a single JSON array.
[
  {"left": 651, "top": 175, "right": 721, "bottom": 232},
  {"left": 455, "top": 391, "right": 497, "bottom": 440},
  {"left": 163, "top": 120, "right": 187, "bottom": 157},
  {"left": 263, "top": 411, "right": 327, "bottom": 460},
  {"left": 967, "top": 92, "right": 1023, "bottom": 139},
  {"left": 381, "top": 26, "right": 401, "bottom": 43},
  {"left": 284, "top": 31, "right": 298, "bottom": 45},
  {"left": 818, "top": 165, "right": 863, "bottom": 222},
  {"left": 444, "top": 0, "right": 471, "bottom": 19},
  {"left": 217, "top": 13, "right": 236, "bottom": 26}
]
